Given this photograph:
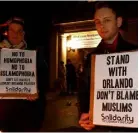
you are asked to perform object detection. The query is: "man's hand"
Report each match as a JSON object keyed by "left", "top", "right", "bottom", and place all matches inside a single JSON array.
[{"left": 79, "top": 113, "right": 95, "bottom": 131}]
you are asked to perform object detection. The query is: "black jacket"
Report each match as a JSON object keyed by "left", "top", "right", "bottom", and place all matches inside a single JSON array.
[
  {"left": 78, "top": 33, "right": 138, "bottom": 132},
  {"left": 0, "top": 45, "right": 47, "bottom": 131}
]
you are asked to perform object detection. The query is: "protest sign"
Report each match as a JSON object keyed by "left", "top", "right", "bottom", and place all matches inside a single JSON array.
[
  {"left": 90, "top": 51, "right": 138, "bottom": 128},
  {"left": 0, "top": 48, "right": 38, "bottom": 99}
]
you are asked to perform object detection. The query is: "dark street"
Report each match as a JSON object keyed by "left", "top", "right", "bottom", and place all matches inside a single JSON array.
[{"left": 40, "top": 91, "right": 83, "bottom": 132}]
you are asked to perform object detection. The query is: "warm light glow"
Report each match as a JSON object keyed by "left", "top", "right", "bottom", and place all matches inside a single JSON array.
[
  {"left": 3, "top": 31, "right": 8, "bottom": 36},
  {"left": 67, "top": 40, "right": 81, "bottom": 49},
  {"left": 61, "top": 35, "right": 67, "bottom": 64},
  {"left": 66, "top": 30, "right": 101, "bottom": 49}
]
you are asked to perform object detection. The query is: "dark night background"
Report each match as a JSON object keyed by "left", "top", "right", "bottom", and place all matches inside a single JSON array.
[{"left": 0, "top": 1, "right": 138, "bottom": 64}]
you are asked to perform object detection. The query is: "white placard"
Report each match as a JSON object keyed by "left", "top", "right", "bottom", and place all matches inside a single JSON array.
[
  {"left": 93, "top": 51, "right": 138, "bottom": 128},
  {"left": 0, "top": 48, "right": 37, "bottom": 99}
]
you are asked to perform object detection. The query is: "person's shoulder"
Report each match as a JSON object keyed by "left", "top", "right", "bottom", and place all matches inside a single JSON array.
[
  {"left": 0, "top": 42, "right": 3, "bottom": 47},
  {"left": 86, "top": 40, "right": 103, "bottom": 59},
  {"left": 86, "top": 47, "right": 99, "bottom": 60},
  {"left": 122, "top": 40, "right": 138, "bottom": 51},
  {"left": 118, "top": 34, "right": 138, "bottom": 51},
  {"left": 0, "top": 39, "right": 11, "bottom": 48},
  {"left": 121, "top": 40, "right": 138, "bottom": 51},
  {"left": 84, "top": 48, "right": 97, "bottom": 67}
]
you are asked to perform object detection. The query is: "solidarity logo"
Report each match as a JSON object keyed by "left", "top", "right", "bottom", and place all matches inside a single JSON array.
[{"left": 101, "top": 113, "right": 134, "bottom": 124}]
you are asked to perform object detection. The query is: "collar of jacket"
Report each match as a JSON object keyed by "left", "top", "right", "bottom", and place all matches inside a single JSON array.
[
  {"left": 95, "top": 33, "right": 136, "bottom": 54},
  {"left": 3, "top": 39, "right": 27, "bottom": 49}
]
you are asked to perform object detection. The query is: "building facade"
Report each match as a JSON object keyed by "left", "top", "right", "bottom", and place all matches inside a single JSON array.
[{"left": 49, "top": 19, "right": 138, "bottom": 89}]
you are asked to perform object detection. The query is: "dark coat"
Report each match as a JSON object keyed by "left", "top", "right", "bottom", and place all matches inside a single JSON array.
[
  {"left": 0, "top": 45, "right": 47, "bottom": 132},
  {"left": 78, "top": 33, "right": 138, "bottom": 132},
  {"left": 66, "top": 63, "right": 76, "bottom": 82}
]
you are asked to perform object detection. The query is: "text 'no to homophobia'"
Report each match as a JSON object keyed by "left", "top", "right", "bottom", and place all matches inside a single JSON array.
[{"left": 0, "top": 57, "right": 35, "bottom": 76}]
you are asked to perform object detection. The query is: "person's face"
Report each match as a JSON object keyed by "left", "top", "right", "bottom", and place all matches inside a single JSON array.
[
  {"left": 94, "top": 7, "right": 122, "bottom": 41},
  {"left": 8, "top": 23, "right": 24, "bottom": 45}
]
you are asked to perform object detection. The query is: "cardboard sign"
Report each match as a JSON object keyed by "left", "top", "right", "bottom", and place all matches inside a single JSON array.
[
  {"left": 0, "top": 48, "right": 38, "bottom": 99},
  {"left": 90, "top": 51, "right": 138, "bottom": 128}
]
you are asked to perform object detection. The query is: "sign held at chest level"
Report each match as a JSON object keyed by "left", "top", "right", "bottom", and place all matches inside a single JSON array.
[{"left": 90, "top": 51, "right": 138, "bottom": 128}]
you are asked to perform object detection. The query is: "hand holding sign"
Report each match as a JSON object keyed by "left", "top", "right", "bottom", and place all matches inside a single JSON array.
[
  {"left": 79, "top": 113, "right": 95, "bottom": 131},
  {"left": 90, "top": 51, "right": 138, "bottom": 128}
]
